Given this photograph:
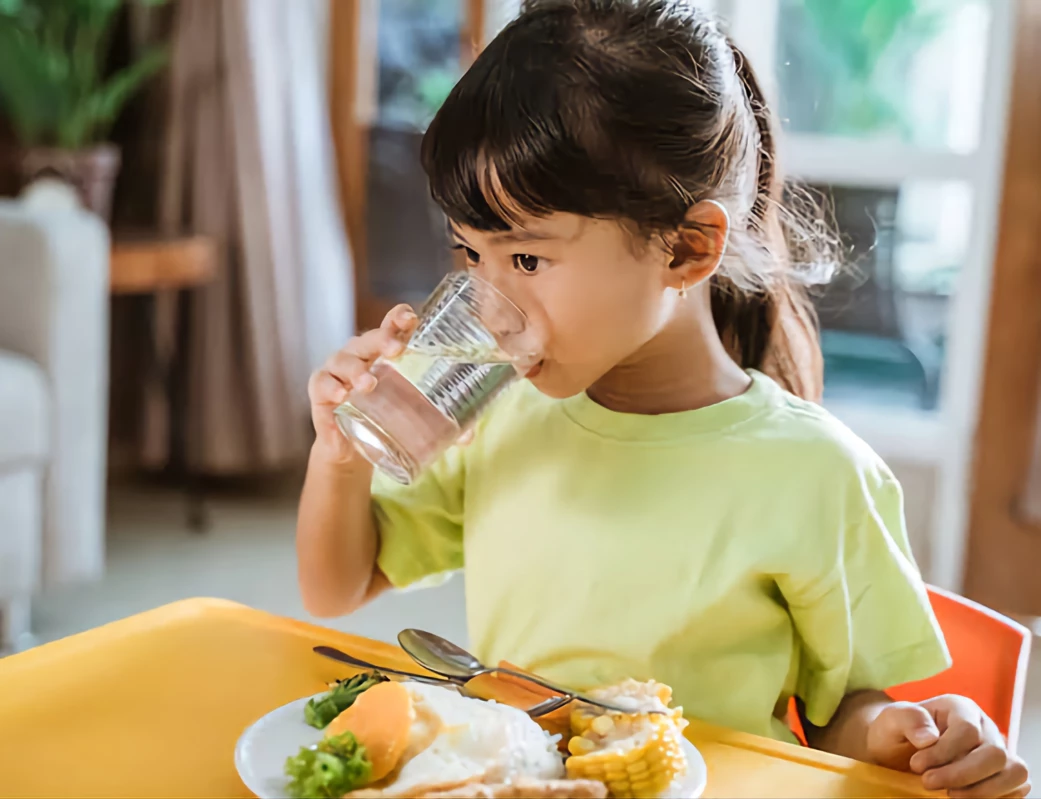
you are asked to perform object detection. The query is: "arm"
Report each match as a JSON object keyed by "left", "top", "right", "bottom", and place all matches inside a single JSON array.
[
  {"left": 296, "top": 446, "right": 390, "bottom": 617},
  {"left": 806, "top": 692, "right": 1031, "bottom": 796},
  {"left": 297, "top": 307, "right": 417, "bottom": 617},
  {"left": 803, "top": 691, "right": 900, "bottom": 765}
]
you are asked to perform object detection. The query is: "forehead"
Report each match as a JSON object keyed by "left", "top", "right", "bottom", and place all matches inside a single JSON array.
[{"left": 450, "top": 213, "right": 595, "bottom": 245}]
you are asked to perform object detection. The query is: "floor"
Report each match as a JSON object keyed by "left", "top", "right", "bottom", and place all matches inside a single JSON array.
[
  {"left": 32, "top": 483, "right": 470, "bottom": 650},
  {"left": 28, "top": 485, "right": 1041, "bottom": 790}
]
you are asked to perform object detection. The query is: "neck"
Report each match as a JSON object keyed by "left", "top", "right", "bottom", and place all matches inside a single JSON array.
[{"left": 587, "top": 287, "right": 751, "bottom": 415}]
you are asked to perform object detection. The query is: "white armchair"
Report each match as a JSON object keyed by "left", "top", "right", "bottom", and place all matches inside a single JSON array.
[{"left": 0, "top": 194, "right": 109, "bottom": 650}]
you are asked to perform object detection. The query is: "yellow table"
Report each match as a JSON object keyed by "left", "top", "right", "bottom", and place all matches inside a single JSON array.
[{"left": 0, "top": 599, "right": 938, "bottom": 798}]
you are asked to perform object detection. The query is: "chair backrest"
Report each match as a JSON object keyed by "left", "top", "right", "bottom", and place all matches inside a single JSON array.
[
  {"left": 887, "top": 586, "right": 1031, "bottom": 752},
  {"left": 787, "top": 586, "right": 1031, "bottom": 752}
]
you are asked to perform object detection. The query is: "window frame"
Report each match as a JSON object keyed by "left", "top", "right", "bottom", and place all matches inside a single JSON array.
[
  {"left": 720, "top": 0, "right": 1019, "bottom": 591},
  {"left": 717, "top": 0, "right": 1016, "bottom": 467}
]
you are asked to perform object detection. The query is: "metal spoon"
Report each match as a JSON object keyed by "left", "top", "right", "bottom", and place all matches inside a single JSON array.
[
  {"left": 397, "top": 629, "right": 642, "bottom": 715},
  {"left": 312, "top": 645, "right": 569, "bottom": 718}
]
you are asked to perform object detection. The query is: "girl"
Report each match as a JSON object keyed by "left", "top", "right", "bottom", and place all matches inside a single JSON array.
[{"left": 298, "top": 2, "right": 1029, "bottom": 795}]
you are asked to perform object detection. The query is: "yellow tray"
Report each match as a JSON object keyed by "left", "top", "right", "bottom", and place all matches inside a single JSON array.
[{"left": 0, "top": 599, "right": 938, "bottom": 798}]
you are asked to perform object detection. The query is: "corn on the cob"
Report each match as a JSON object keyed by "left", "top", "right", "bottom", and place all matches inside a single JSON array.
[
  {"left": 570, "top": 681, "right": 682, "bottom": 737},
  {"left": 566, "top": 712, "right": 688, "bottom": 799}
]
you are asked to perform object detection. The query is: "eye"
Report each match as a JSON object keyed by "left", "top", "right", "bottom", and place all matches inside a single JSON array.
[
  {"left": 513, "top": 254, "right": 542, "bottom": 274},
  {"left": 450, "top": 244, "right": 481, "bottom": 265}
]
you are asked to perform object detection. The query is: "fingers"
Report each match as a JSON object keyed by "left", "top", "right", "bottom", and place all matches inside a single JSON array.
[
  {"left": 381, "top": 304, "right": 419, "bottom": 336},
  {"left": 342, "top": 325, "right": 408, "bottom": 363},
  {"left": 910, "top": 713, "right": 984, "bottom": 773},
  {"left": 868, "top": 702, "right": 941, "bottom": 772},
  {"left": 941, "top": 753, "right": 1030, "bottom": 798},
  {"left": 309, "top": 310, "right": 416, "bottom": 406},
  {"left": 922, "top": 742, "right": 1007, "bottom": 791},
  {"left": 997, "top": 785, "right": 1033, "bottom": 799},
  {"left": 308, "top": 369, "right": 353, "bottom": 407},
  {"left": 879, "top": 703, "right": 942, "bottom": 749}
]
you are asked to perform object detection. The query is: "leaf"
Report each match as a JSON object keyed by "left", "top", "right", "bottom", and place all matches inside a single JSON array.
[
  {"left": 303, "top": 671, "right": 388, "bottom": 730},
  {"left": 64, "top": 44, "right": 166, "bottom": 145},
  {"left": 0, "top": 0, "right": 24, "bottom": 18},
  {"left": 0, "top": 23, "right": 70, "bottom": 144}
]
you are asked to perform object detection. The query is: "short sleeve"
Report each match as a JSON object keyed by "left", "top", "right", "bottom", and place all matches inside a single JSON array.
[
  {"left": 373, "top": 445, "right": 466, "bottom": 589},
  {"left": 779, "top": 473, "right": 952, "bottom": 728}
]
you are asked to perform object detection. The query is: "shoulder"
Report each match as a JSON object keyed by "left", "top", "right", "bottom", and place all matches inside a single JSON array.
[
  {"left": 752, "top": 372, "right": 895, "bottom": 489},
  {"left": 745, "top": 374, "right": 902, "bottom": 537},
  {"left": 751, "top": 376, "right": 918, "bottom": 573}
]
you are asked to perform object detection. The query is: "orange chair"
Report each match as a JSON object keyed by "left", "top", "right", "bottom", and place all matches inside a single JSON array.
[{"left": 788, "top": 586, "right": 1031, "bottom": 752}]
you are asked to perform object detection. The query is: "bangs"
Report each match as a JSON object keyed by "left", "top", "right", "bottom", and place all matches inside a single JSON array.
[{"left": 420, "top": 17, "right": 665, "bottom": 233}]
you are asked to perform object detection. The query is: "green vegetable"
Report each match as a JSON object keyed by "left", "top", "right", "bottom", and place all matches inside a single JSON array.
[
  {"left": 285, "top": 731, "right": 372, "bottom": 799},
  {"left": 304, "top": 671, "right": 388, "bottom": 730}
]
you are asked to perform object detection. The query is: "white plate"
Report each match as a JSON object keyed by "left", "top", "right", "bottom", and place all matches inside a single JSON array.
[{"left": 236, "top": 693, "right": 708, "bottom": 799}]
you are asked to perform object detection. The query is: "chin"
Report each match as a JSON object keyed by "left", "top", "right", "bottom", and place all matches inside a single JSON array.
[{"left": 525, "top": 364, "right": 591, "bottom": 400}]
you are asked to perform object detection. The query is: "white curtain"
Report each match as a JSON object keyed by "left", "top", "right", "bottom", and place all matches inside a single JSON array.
[{"left": 154, "top": 0, "right": 353, "bottom": 473}]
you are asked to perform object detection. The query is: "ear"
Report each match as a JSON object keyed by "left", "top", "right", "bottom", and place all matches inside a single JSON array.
[{"left": 666, "top": 199, "right": 730, "bottom": 290}]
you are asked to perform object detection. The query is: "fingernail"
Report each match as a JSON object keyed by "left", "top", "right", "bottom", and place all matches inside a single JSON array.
[
  {"left": 922, "top": 772, "right": 940, "bottom": 790},
  {"left": 386, "top": 340, "right": 406, "bottom": 357},
  {"left": 910, "top": 728, "right": 938, "bottom": 747},
  {"left": 336, "top": 386, "right": 350, "bottom": 404},
  {"left": 355, "top": 373, "right": 377, "bottom": 393}
]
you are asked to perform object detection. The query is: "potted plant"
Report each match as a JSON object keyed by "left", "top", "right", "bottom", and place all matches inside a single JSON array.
[{"left": 0, "top": 0, "right": 167, "bottom": 221}]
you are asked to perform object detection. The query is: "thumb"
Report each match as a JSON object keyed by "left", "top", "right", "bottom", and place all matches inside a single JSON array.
[
  {"left": 868, "top": 702, "right": 941, "bottom": 771},
  {"left": 883, "top": 703, "right": 942, "bottom": 749}
]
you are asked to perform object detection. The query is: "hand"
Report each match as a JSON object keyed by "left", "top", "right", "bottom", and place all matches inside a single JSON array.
[
  {"left": 866, "top": 696, "right": 1030, "bottom": 798},
  {"left": 308, "top": 305, "right": 417, "bottom": 464}
]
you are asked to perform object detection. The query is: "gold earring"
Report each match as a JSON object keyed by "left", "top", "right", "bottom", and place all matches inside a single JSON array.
[{"left": 678, "top": 281, "right": 688, "bottom": 299}]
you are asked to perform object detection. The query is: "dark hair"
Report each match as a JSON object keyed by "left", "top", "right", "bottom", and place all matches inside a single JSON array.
[{"left": 421, "top": 0, "right": 835, "bottom": 399}]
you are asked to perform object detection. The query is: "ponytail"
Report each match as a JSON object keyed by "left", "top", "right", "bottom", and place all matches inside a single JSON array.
[{"left": 710, "top": 38, "right": 824, "bottom": 402}]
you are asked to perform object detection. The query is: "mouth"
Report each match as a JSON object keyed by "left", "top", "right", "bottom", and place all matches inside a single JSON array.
[{"left": 524, "top": 360, "right": 544, "bottom": 379}]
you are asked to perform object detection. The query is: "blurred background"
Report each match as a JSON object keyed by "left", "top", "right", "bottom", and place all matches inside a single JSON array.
[{"left": 1, "top": 0, "right": 1040, "bottom": 768}]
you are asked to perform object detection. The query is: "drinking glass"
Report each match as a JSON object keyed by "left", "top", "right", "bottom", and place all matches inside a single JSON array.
[{"left": 334, "top": 272, "right": 537, "bottom": 484}]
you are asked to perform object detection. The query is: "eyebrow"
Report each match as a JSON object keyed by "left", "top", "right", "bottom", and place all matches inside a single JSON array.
[
  {"left": 489, "top": 229, "right": 556, "bottom": 243},
  {"left": 448, "top": 225, "right": 556, "bottom": 246}
]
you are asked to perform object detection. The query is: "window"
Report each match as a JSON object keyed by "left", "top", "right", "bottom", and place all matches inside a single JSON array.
[
  {"left": 364, "top": 0, "right": 464, "bottom": 307},
  {"left": 717, "top": 0, "right": 1012, "bottom": 462},
  {"left": 777, "top": 0, "right": 990, "bottom": 150},
  {"left": 348, "top": 0, "right": 1014, "bottom": 463}
]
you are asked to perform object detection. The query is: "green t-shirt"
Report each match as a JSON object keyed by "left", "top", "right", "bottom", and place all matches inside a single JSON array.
[{"left": 373, "top": 370, "right": 951, "bottom": 743}]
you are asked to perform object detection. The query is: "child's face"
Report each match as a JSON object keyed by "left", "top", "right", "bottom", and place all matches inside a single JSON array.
[{"left": 451, "top": 213, "right": 681, "bottom": 399}]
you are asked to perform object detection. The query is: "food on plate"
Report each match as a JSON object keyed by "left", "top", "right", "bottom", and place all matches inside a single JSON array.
[
  {"left": 464, "top": 664, "right": 571, "bottom": 742},
  {"left": 282, "top": 668, "right": 691, "bottom": 799},
  {"left": 353, "top": 777, "right": 608, "bottom": 798},
  {"left": 306, "top": 671, "right": 389, "bottom": 729},
  {"left": 346, "top": 681, "right": 566, "bottom": 797},
  {"left": 285, "top": 730, "right": 372, "bottom": 799},
  {"left": 565, "top": 681, "right": 689, "bottom": 799},
  {"left": 325, "top": 681, "right": 416, "bottom": 781}
]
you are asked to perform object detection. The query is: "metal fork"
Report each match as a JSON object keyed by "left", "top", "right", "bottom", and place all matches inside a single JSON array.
[{"left": 312, "top": 645, "right": 572, "bottom": 718}]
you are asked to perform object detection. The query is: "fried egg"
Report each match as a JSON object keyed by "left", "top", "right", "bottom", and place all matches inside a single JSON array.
[{"left": 364, "top": 682, "right": 565, "bottom": 797}]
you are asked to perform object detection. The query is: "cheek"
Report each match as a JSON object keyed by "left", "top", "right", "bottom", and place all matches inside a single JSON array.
[{"left": 539, "top": 265, "right": 663, "bottom": 362}]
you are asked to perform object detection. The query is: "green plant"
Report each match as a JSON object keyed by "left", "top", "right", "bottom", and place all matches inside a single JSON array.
[
  {"left": 0, "top": 0, "right": 168, "bottom": 148},
  {"left": 781, "top": 0, "right": 963, "bottom": 137}
]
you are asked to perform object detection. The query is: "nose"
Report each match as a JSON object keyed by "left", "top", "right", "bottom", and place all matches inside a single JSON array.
[{"left": 468, "top": 277, "right": 542, "bottom": 365}]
